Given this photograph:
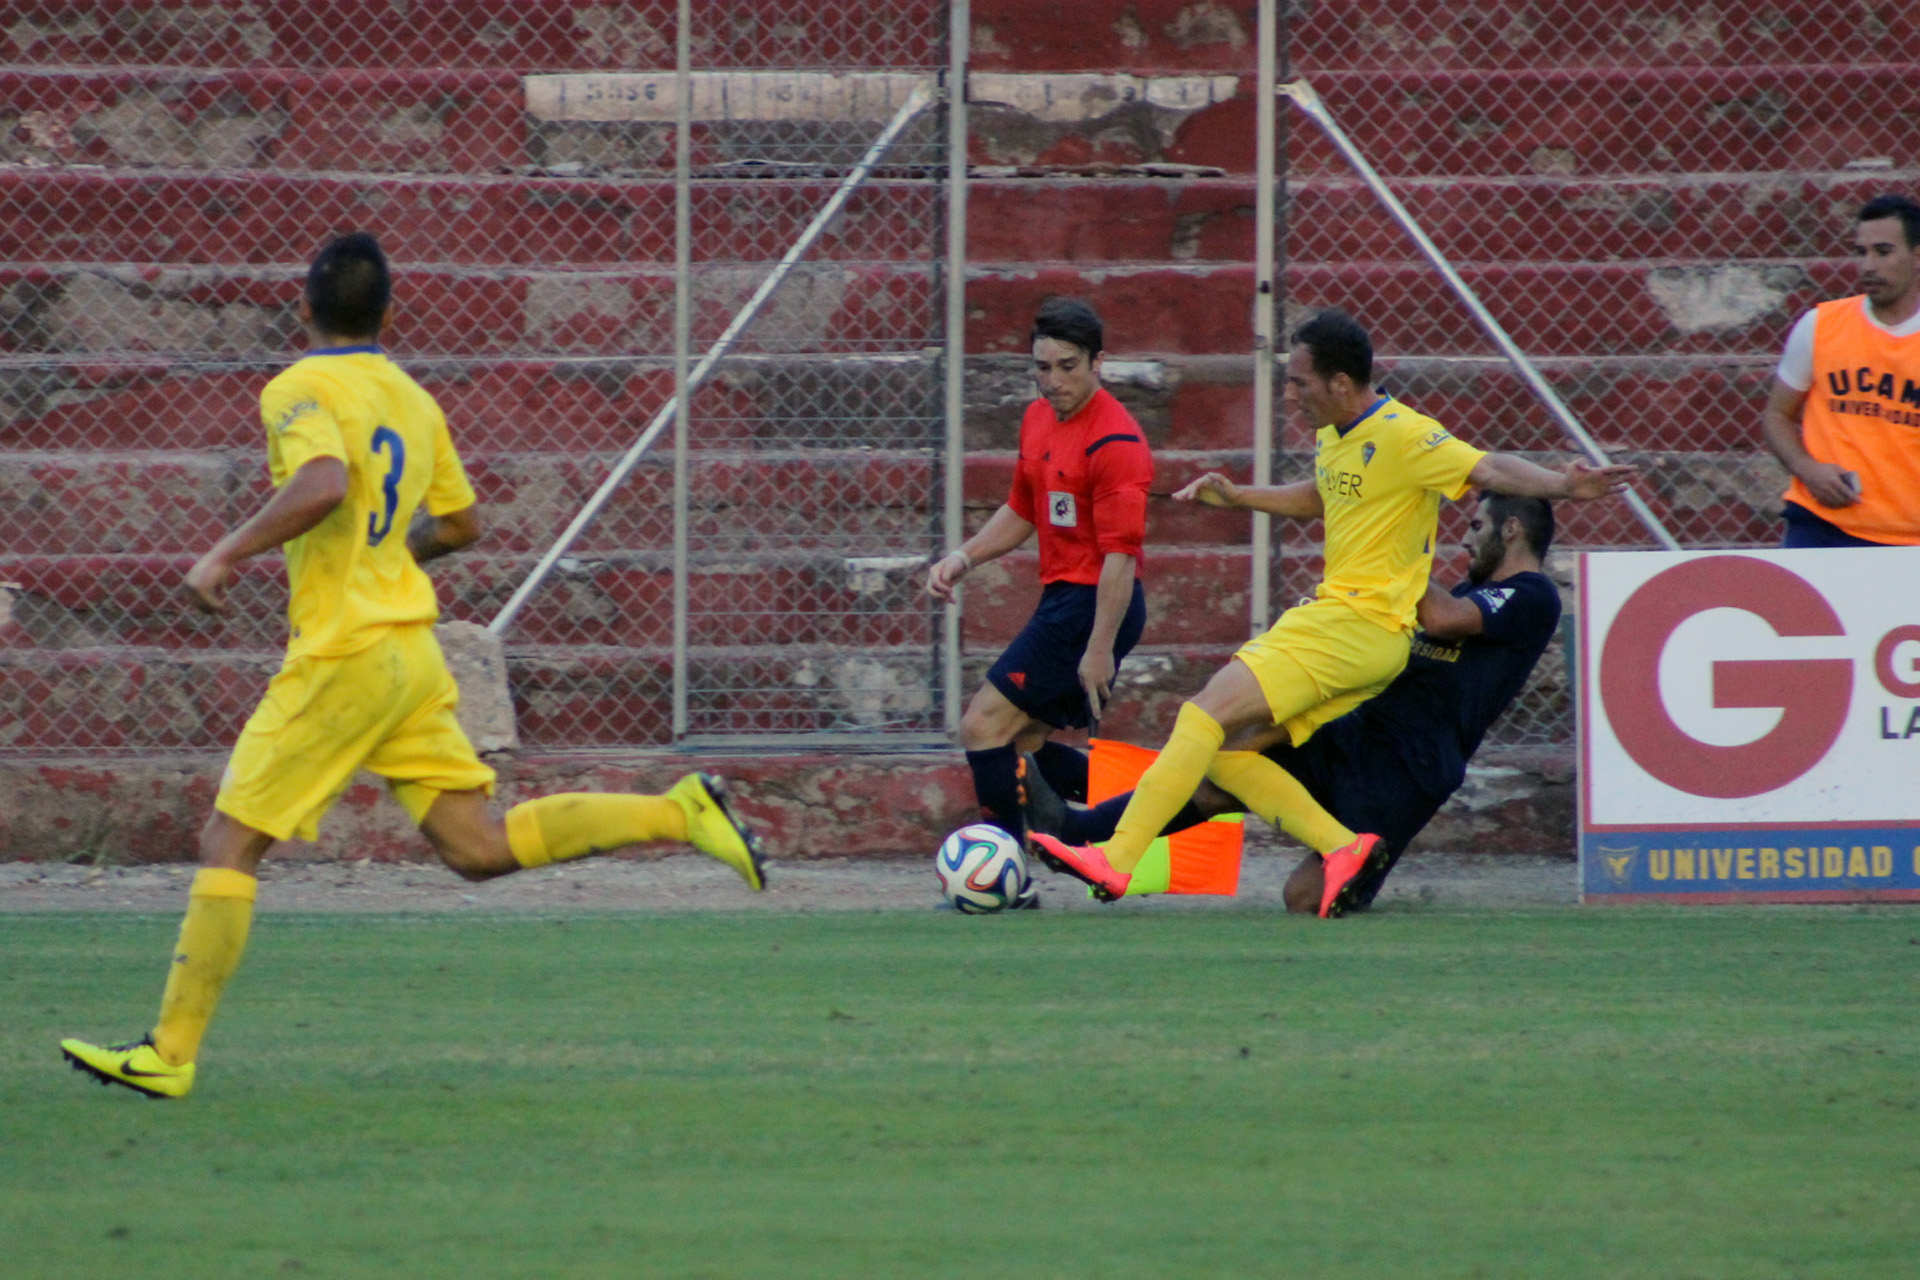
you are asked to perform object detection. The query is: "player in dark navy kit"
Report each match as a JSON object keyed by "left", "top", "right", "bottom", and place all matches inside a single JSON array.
[
  {"left": 1023, "top": 492, "right": 1561, "bottom": 913},
  {"left": 927, "top": 298, "right": 1153, "bottom": 853}
]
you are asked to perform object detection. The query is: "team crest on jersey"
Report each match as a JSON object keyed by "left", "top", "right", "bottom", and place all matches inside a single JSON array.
[
  {"left": 1419, "top": 428, "right": 1452, "bottom": 451},
  {"left": 1048, "top": 492, "right": 1077, "bottom": 527},
  {"left": 1361, "top": 442, "right": 1376, "bottom": 466}
]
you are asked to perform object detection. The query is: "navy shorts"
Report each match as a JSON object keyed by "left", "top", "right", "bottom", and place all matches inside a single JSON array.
[
  {"left": 987, "top": 580, "right": 1148, "bottom": 730},
  {"left": 1781, "top": 501, "right": 1892, "bottom": 549},
  {"left": 1260, "top": 716, "right": 1451, "bottom": 910}
]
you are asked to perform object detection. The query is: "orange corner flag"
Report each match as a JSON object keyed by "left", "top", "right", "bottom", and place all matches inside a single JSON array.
[{"left": 1088, "top": 738, "right": 1243, "bottom": 896}]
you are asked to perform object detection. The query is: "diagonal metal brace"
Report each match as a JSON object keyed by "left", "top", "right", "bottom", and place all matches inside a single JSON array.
[
  {"left": 489, "top": 81, "right": 939, "bottom": 636},
  {"left": 1280, "top": 78, "right": 1679, "bottom": 551}
]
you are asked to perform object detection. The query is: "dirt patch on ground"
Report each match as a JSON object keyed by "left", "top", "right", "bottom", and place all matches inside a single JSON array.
[{"left": 0, "top": 850, "right": 1579, "bottom": 914}]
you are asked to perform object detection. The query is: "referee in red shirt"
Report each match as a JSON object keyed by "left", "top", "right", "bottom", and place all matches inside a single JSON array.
[{"left": 927, "top": 298, "right": 1154, "bottom": 851}]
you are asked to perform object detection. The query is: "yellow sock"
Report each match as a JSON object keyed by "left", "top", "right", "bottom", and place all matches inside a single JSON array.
[
  {"left": 505, "top": 793, "right": 688, "bottom": 869},
  {"left": 1207, "top": 750, "right": 1356, "bottom": 854},
  {"left": 1105, "top": 703, "right": 1226, "bottom": 874},
  {"left": 151, "top": 867, "right": 256, "bottom": 1067}
]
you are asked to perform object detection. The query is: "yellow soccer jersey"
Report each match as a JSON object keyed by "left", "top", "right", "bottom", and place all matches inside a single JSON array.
[
  {"left": 258, "top": 347, "right": 476, "bottom": 658},
  {"left": 1313, "top": 396, "right": 1485, "bottom": 631}
]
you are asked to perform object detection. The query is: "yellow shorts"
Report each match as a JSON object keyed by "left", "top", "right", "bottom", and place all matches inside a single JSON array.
[
  {"left": 1233, "top": 597, "right": 1411, "bottom": 747},
  {"left": 217, "top": 623, "right": 497, "bottom": 842}
]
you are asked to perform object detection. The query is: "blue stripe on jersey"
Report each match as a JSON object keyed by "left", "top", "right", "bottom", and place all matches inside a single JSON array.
[
  {"left": 1084, "top": 432, "right": 1143, "bottom": 456},
  {"left": 1335, "top": 396, "right": 1390, "bottom": 438}
]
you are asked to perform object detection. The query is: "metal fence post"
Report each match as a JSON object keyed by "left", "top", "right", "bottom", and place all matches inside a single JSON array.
[
  {"left": 671, "top": 0, "right": 692, "bottom": 741},
  {"left": 943, "top": 0, "right": 970, "bottom": 736},
  {"left": 1250, "top": 0, "right": 1277, "bottom": 636}
]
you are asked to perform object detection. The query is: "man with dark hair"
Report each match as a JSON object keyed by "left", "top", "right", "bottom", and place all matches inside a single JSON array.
[
  {"left": 1031, "top": 308, "right": 1634, "bottom": 917},
  {"left": 1761, "top": 193, "right": 1920, "bottom": 547},
  {"left": 927, "top": 297, "right": 1153, "bottom": 863},
  {"left": 1293, "top": 308, "right": 1374, "bottom": 386},
  {"left": 61, "top": 233, "right": 766, "bottom": 1099},
  {"left": 1025, "top": 492, "right": 1563, "bottom": 913},
  {"left": 305, "top": 230, "right": 392, "bottom": 336}
]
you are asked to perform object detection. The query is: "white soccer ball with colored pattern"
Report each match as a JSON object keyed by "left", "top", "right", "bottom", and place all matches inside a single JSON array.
[{"left": 934, "top": 824, "right": 1032, "bottom": 914}]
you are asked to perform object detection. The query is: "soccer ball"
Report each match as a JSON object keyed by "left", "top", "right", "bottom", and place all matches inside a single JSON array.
[{"left": 934, "top": 824, "right": 1032, "bottom": 914}]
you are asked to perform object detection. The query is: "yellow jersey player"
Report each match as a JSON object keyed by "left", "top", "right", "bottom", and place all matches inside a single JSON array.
[
  {"left": 1031, "top": 309, "right": 1635, "bottom": 916},
  {"left": 61, "top": 233, "right": 764, "bottom": 1100}
]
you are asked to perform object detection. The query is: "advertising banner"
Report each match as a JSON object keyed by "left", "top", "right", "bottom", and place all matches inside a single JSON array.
[{"left": 1578, "top": 547, "right": 1920, "bottom": 903}]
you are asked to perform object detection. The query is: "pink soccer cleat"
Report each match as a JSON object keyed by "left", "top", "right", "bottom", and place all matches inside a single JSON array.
[
  {"left": 1028, "top": 832, "right": 1131, "bottom": 901},
  {"left": 1318, "top": 833, "right": 1386, "bottom": 918}
]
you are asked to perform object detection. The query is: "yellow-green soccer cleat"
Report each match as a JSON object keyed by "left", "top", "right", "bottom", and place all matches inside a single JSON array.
[
  {"left": 667, "top": 772, "right": 767, "bottom": 891},
  {"left": 61, "top": 1035, "right": 194, "bottom": 1099}
]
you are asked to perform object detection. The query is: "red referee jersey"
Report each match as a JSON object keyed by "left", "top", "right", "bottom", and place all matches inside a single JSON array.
[{"left": 1007, "top": 387, "right": 1153, "bottom": 585}]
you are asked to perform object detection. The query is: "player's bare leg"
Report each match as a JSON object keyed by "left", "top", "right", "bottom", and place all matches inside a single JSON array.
[
  {"left": 1283, "top": 854, "right": 1322, "bottom": 914},
  {"left": 418, "top": 788, "right": 518, "bottom": 880}
]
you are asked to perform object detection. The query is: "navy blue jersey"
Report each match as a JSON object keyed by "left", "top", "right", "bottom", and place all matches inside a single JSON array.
[{"left": 1344, "top": 570, "right": 1561, "bottom": 796}]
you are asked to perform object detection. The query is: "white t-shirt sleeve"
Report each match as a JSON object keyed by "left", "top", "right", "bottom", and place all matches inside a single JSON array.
[{"left": 1774, "top": 308, "right": 1817, "bottom": 391}]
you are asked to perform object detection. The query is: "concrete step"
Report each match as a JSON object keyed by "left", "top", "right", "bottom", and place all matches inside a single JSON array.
[
  {"left": 1, "top": 168, "right": 1903, "bottom": 270},
  {"left": 0, "top": 262, "right": 937, "bottom": 358},
  {"left": 0, "top": 172, "right": 941, "bottom": 269},
  {"left": 2, "top": 61, "right": 1903, "bottom": 180},
  {"left": 0, "top": 357, "right": 950, "bottom": 451},
  {"left": 977, "top": 0, "right": 1911, "bottom": 76},
  {"left": 968, "top": 258, "right": 1850, "bottom": 358},
  {"left": 1292, "top": 65, "right": 1918, "bottom": 179},
  {"left": 0, "top": 637, "right": 1211, "bottom": 754},
  {"left": 1285, "top": 1, "right": 1918, "bottom": 73},
  {"left": 0, "top": 463, "right": 1735, "bottom": 667},
  {"left": 0, "top": 744, "right": 989, "bottom": 862},
  {"left": 966, "top": 353, "right": 1783, "bottom": 455},
  {"left": 0, "top": 349, "right": 1782, "bottom": 457},
  {"left": 0, "top": 550, "right": 940, "bottom": 650},
  {"left": 2, "top": 1, "right": 941, "bottom": 73},
  {"left": 967, "top": 63, "right": 1917, "bottom": 174},
  {"left": 0, "top": 67, "right": 527, "bottom": 174},
  {"left": 0, "top": 254, "right": 1828, "bottom": 363},
  {"left": 0, "top": 544, "right": 1268, "bottom": 651},
  {"left": 0, "top": 447, "right": 1257, "bottom": 556},
  {"left": 971, "top": 172, "right": 1913, "bottom": 267},
  {"left": 0, "top": 65, "right": 952, "bottom": 177},
  {"left": 0, "top": 641, "right": 950, "bottom": 752},
  {"left": 0, "top": 622, "right": 1575, "bottom": 788},
  {"left": 0, "top": 737, "right": 1577, "bottom": 863}
]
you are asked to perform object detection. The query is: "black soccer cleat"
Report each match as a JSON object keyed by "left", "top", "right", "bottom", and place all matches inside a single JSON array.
[{"left": 1017, "top": 752, "right": 1070, "bottom": 842}]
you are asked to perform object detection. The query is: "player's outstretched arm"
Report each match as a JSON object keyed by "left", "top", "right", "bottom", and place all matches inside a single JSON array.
[
  {"left": 186, "top": 457, "right": 347, "bottom": 614},
  {"left": 409, "top": 504, "right": 482, "bottom": 564},
  {"left": 1468, "top": 452, "right": 1637, "bottom": 501},
  {"left": 927, "top": 503, "right": 1035, "bottom": 603},
  {"left": 1172, "top": 472, "right": 1323, "bottom": 519}
]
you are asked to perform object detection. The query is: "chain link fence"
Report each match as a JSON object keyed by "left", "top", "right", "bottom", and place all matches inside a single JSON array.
[
  {"left": 3, "top": 2, "right": 1906, "bottom": 758},
  {"left": 0, "top": 1, "right": 950, "bottom": 755},
  {"left": 1276, "top": 0, "right": 1916, "bottom": 748}
]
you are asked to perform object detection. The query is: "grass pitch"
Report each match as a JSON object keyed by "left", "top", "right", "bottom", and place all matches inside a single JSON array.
[{"left": 4, "top": 905, "right": 1916, "bottom": 1278}]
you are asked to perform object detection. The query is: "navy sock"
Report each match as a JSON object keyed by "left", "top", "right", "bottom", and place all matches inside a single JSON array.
[
  {"left": 1032, "top": 741, "right": 1089, "bottom": 802},
  {"left": 1065, "top": 791, "right": 1210, "bottom": 844},
  {"left": 964, "top": 744, "right": 1024, "bottom": 844}
]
